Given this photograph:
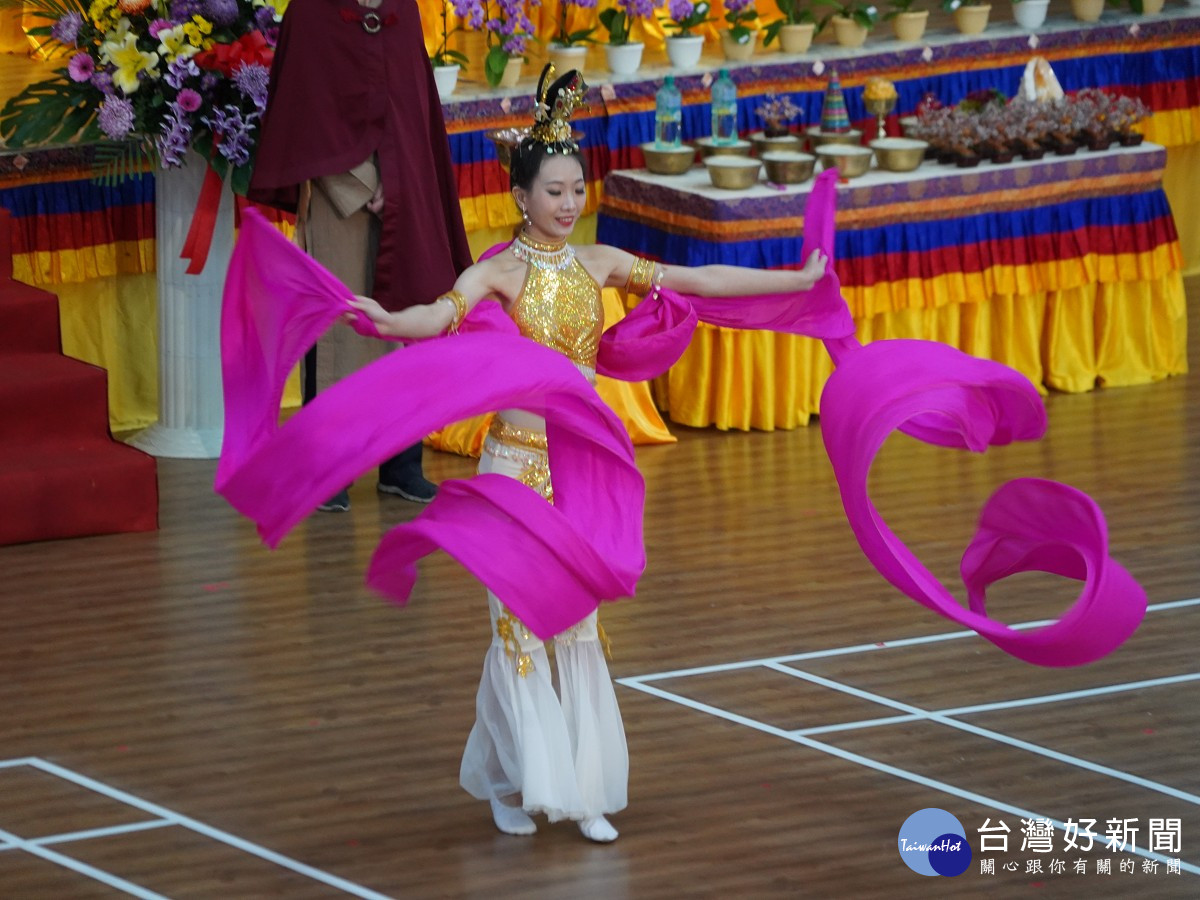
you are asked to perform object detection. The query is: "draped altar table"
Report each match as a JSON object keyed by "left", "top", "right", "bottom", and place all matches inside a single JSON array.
[{"left": 597, "top": 142, "right": 1188, "bottom": 430}]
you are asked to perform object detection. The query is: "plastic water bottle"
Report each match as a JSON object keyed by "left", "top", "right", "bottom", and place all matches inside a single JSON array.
[
  {"left": 711, "top": 68, "right": 738, "bottom": 145},
  {"left": 655, "top": 76, "right": 682, "bottom": 148}
]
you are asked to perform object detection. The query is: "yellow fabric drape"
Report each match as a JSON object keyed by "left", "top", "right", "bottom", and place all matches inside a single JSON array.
[
  {"left": 660, "top": 272, "right": 1188, "bottom": 431},
  {"left": 1163, "top": 142, "right": 1200, "bottom": 276}
]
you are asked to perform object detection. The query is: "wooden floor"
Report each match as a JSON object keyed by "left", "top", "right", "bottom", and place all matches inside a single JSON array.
[{"left": 2, "top": 278, "right": 1198, "bottom": 898}]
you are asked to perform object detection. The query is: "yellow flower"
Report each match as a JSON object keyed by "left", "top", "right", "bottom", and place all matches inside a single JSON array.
[
  {"left": 183, "top": 15, "right": 214, "bottom": 48},
  {"left": 102, "top": 31, "right": 160, "bottom": 94},
  {"left": 88, "top": 0, "right": 122, "bottom": 30},
  {"left": 156, "top": 23, "right": 200, "bottom": 62}
]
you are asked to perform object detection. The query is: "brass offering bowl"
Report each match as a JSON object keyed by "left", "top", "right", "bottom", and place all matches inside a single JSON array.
[
  {"left": 695, "top": 137, "right": 754, "bottom": 159},
  {"left": 814, "top": 144, "right": 874, "bottom": 179},
  {"left": 749, "top": 131, "right": 804, "bottom": 157},
  {"left": 805, "top": 127, "right": 864, "bottom": 150},
  {"left": 864, "top": 95, "right": 898, "bottom": 140},
  {"left": 640, "top": 142, "right": 697, "bottom": 175},
  {"left": 704, "top": 156, "right": 762, "bottom": 189},
  {"left": 869, "top": 137, "right": 928, "bottom": 172},
  {"left": 761, "top": 151, "right": 816, "bottom": 184}
]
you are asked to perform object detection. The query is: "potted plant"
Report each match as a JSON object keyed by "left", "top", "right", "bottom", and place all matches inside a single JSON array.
[
  {"left": 1129, "top": 0, "right": 1165, "bottom": 13},
  {"left": 1068, "top": 0, "right": 1106, "bottom": 21},
  {"left": 814, "top": 0, "right": 879, "bottom": 49},
  {"left": 432, "top": 0, "right": 485, "bottom": 98},
  {"left": 549, "top": 0, "right": 598, "bottom": 75},
  {"left": 884, "top": 0, "right": 928, "bottom": 41},
  {"left": 1011, "top": 0, "right": 1050, "bottom": 29},
  {"left": 942, "top": 0, "right": 991, "bottom": 34},
  {"left": 484, "top": 0, "right": 534, "bottom": 87},
  {"left": 599, "top": 0, "right": 654, "bottom": 74},
  {"left": 763, "top": 0, "right": 816, "bottom": 54},
  {"left": 659, "top": 0, "right": 713, "bottom": 68},
  {"left": 721, "top": 0, "right": 759, "bottom": 60}
]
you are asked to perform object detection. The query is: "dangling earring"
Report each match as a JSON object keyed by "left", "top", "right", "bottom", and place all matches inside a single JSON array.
[{"left": 519, "top": 204, "right": 530, "bottom": 226}]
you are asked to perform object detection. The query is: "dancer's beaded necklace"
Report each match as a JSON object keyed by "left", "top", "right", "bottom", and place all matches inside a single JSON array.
[{"left": 511, "top": 230, "right": 576, "bottom": 271}]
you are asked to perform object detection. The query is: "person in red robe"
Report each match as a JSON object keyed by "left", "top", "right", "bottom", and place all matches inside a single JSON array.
[{"left": 249, "top": 0, "right": 474, "bottom": 509}]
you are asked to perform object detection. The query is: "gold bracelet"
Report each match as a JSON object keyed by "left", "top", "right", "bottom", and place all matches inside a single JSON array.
[
  {"left": 439, "top": 290, "right": 468, "bottom": 334},
  {"left": 624, "top": 257, "right": 663, "bottom": 297}
]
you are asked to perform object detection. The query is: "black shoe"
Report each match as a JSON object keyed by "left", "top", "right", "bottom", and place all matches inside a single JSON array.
[
  {"left": 316, "top": 488, "right": 351, "bottom": 512},
  {"left": 377, "top": 476, "right": 437, "bottom": 504}
]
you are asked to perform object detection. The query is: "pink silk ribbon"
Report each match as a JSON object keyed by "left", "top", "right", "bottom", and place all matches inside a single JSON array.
[{"left": 217, "top": 168, "right": 1145, "bottom": 664}]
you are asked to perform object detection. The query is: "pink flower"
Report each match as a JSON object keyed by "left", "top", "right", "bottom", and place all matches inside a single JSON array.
[
  {"left": 176, "top": 88, "right": 202, "bottom": 112},
  {"left": 67, "top": 52, "right": 95, "bottom": 83}
]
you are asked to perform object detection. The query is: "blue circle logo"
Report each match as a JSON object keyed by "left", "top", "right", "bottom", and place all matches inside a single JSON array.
[{"left": 898, "top": 808, "right": 972, "bottom": 877}]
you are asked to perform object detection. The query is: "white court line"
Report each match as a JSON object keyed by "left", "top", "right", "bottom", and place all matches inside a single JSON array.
[
  {"left": 0, "top": 819, "right": 174, "bottom": 853},
  {"left": 8, "top": 759, "right": 394, "bottom": 900},
  {"left": 621, "top": 679, "right": 1200, "bottom": 876},
  {"left": 767, "top": 663, "right": 1200, "bottom": 807},
  {"left": 793, "top": 672, "right": 1200, "bottom": 736},
  {"left": 621, "top": 596, "right": 1200, "bottom": 684},
  {"left": 0, "top": 824, "right": 168, "bottom": 900}
]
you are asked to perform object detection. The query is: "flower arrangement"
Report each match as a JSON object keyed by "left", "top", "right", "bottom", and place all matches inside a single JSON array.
[
  {"left": 0, "top": 0, "right": 282, "bottom": 195},
  {"left": 598, "top": 0, "right": 655, "bottom": 44},
  {"left": 723, "top": 0, "right": 758, "bottom": 42},
  {"left": 432, "top": 0, "right": 485, "bottom": 68},
  {"left": 660, "top": 0, "right": 713, "bottom": 36},
  {"left": 553, "top": 0, "right": 599, "bottom": 47},
  {"left": 756, "top": 93, "right": 802, "bottom": 136},
  {"left": 483, "top": 0, "right": 534, "bottom": 85},
  {"left": 763, "top": 0, "right": 815, "bottom": 46}
]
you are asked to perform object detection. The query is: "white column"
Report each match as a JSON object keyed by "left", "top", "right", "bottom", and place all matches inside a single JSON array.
[{"left": 131, "top": 152, "right": 234, "bottom": 459}]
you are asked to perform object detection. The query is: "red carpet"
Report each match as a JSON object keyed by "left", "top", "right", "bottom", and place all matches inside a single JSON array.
[{"left": 0, "top": 208, "right": 158, "bottom": 545}]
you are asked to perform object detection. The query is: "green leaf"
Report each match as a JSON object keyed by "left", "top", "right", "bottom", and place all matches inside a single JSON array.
[{"left": 484, "top": 46, "right": 509, "bottom": 87}]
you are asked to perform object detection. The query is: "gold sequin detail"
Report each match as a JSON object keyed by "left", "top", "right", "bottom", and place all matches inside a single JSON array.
[
  {"left": 485, "top": 418, "right": 553, "bottom": 502},
  {"left": 510, "top": 254, "right": 603, "bottom": 370},
  {"left": 495, "top": 611, "right": 535, "bottom": 677}
]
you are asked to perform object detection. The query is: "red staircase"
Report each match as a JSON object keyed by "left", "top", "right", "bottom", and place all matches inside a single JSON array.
[{"left": 0, "top": 207, "right": 157, "bottom": 545}]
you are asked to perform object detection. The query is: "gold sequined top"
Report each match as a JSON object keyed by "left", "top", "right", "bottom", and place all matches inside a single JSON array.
[{"left": 510, "top": 252, "right": 604, "bottom": 372}]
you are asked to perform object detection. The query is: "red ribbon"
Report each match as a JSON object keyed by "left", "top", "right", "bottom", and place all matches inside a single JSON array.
[
  {"left": 194, "top": 31, "right": 274, "bottom": 76},
  {"left": 179, "top": 158, "right": 226, "bottom": 275}
]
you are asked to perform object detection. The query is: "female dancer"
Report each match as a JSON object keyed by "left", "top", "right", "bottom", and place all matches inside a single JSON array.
[{"left": 346, "top": 67, "right": 827, "bottom": 844}]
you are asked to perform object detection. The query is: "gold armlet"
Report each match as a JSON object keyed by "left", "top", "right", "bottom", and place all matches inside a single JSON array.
[
  {"left": 439, "top": 290, "right": 468, "bottom": 334},
  {"left": 624, "top": 257, "right": 662, "bottom": 297}
]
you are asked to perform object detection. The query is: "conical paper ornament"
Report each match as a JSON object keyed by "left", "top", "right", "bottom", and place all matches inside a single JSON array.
[{"left": 820, "top": 69, "right": 851, "bottom": 133}]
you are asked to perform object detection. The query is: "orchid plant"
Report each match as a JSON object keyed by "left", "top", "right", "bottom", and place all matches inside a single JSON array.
[
  {"left": 483, "top": 0, "right": 534, "bottom": 85},
  {"left": 432, "top": 0, "right": 485, "bottom": 69},
  {"left": 763, "top": 0, "right": 815, "bottom": 46},
  {"left": 659, "top": 0, "right": 713, "bottom": 36},
  {"left": 598, "top": 0, "right": 655, "bottom": 45},
  {"left": 554, "top": 0, "right": 599, "bottom": 47},
  {"left": 723, "top": 0, "right": 758, "bottom": 43}
]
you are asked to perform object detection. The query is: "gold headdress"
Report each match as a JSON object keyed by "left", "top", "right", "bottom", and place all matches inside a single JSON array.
[{"left": 528, "top": 63, "right": 589, "bottom": 153}]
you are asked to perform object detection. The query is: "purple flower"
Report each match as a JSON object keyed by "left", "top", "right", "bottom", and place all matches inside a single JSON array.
[
  {"left": 148, "top": 19, "right": 174, "bottom": 38},
  {"left": 253, "top": 6, "right": 277, "bottom": 32},
  {"left": 169, "top": 0, "right": 204, "bottom": 18},
  {"left": 91, "top": 70, "right": 115, "bottom": 95},
  {"left": 165, "top": 57, "right": 199, "bottom": 90},
  {"left": 67, "top": 52, "right": 95, "bottom": 83},
  {"left": 726, "top": 0, "right": 753, "bottom": 12},
  {"left": 232, "top": 62, "right": 270, "bottom": 110},
  {"left": 159, "top": 104, "right": 192, "bottom": 167},
  {"left": 50, "top": 11, "right": 84, "bottom": 45},
  {"left": 668, "top": 0, "right": 694, "bottom": 22},
  {"left": 201, "top": 72, "right": 219, "bottom": 91},
  {"left": 202, "top": 105, "right": 257, "bottom": 167},
  {"left": 623, "top": 0, "right": 656, "bottom": 18},
  {"left": 97, "top": 96, "right": 136, "bottom": 140},
  {"left": 176, "top": 88, "right": 202, "bottom": 111},
  {"left": 203, "top": 0, "right": 239, "bottom": 27}
]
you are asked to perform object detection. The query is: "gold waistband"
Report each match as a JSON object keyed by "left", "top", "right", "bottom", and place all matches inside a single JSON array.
[{"left": 487, "top": 417, "right": 548, "bottom": 452}]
